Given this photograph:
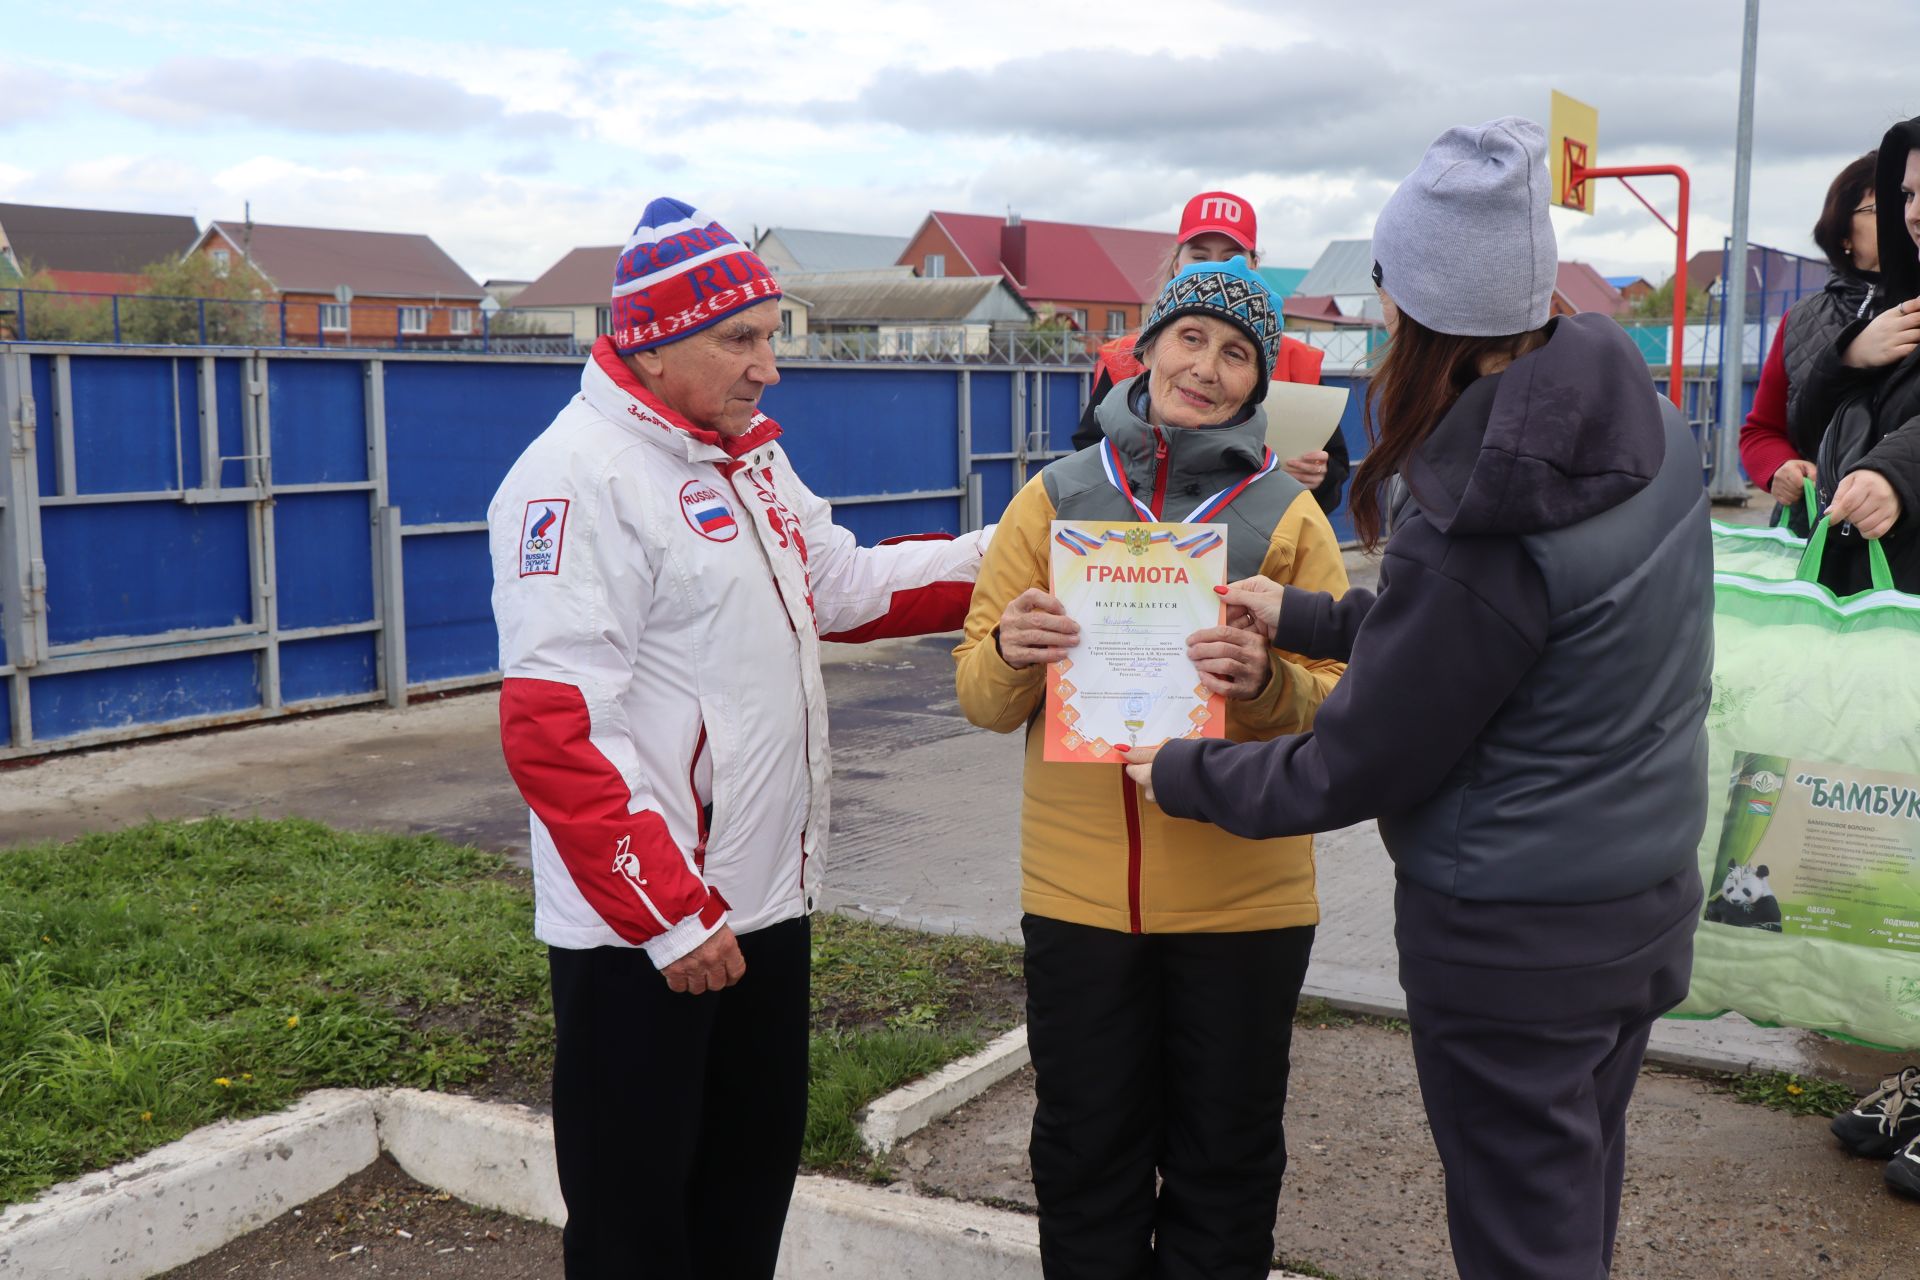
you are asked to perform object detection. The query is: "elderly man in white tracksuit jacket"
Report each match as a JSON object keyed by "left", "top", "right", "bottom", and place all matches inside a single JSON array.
[{"left": 488, "top": 198, "right": 990, "bottom": 1280}]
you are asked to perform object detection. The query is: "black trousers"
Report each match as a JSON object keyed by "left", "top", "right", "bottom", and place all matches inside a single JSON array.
[
  {"left": 1405, "top": 950, "right": 1692, "bottom": 1280},
  {"left": 547, "top": 916, "right": 811, "bottom": 1280},
  {"left": 1022, "top": 914, "right": 1315, "bottom": 1280}
]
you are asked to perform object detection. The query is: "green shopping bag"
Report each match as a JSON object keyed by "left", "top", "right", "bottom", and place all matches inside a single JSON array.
[
  {"left": 1709, "top": 477, "right": 1812, "bottom": 581},
  {"left": 1710, "top": 522, "right": 1805, "bottom": 580},
  {"left": 1673, "top": 519, "right": 1920, "bottom": 1048}
]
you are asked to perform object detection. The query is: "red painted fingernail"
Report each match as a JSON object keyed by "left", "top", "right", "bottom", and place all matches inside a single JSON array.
[
  {"left": 1213, "top": 585, "right": 1229, "bottom": 595},
  {"left": 1113, "top": 744, "right": 1130, "bottom": 752}
]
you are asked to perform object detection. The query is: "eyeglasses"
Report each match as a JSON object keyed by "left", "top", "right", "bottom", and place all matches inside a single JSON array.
[
  {"left": 1855, "top": 203, "right": 1877, "bottom": 216},
  {"left": 1371, "top": 260, "right": 1384, "bottom": 288}
]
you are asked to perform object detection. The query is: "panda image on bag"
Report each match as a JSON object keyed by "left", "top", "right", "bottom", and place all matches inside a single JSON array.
[{"left": 1703, "top": 862, "right": 1784, "bottom": 932}]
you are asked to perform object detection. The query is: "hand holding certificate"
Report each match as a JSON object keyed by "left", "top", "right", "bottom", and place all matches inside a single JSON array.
[{"left": 1043, "top": 519, "right": 1230, "bottom": 763}]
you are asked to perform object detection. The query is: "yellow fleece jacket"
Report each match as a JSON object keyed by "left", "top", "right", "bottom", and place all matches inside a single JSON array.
[{"left": 954, "top": 475, "right": 1350, "bottom": 934}]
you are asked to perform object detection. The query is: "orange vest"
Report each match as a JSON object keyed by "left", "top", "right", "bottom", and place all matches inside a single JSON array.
[{"left": 1094, "top": 329, "right": 1325, "bottom": 390}]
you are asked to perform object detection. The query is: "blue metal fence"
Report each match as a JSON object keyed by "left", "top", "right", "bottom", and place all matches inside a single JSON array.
[
  {"left": 0, "top": 338, "right": 1752, "bottom": 759},
  {"left": 0, "top": 344, "right": 1136, "bottom": 757}
]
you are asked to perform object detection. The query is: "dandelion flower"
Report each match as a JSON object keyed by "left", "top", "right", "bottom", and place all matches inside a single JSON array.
[
  {"left": 41, "top": 935, "right": 50, "bottom": 943},
  {"left": 140, "top": 1112, "right": 153, "bottom": 1123},
  {"left": 286, "top": 1015, "right": 300, "bottom": 1029},
  {"left": 1786, "top": 1083, "right": 1804, "bottom": 1096},
  {"left": 214, "top": 1077, "right": 232, "bottom": 1088}
]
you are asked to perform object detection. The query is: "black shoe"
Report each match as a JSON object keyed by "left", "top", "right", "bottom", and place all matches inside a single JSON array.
[
  {"left": 1885, "top": 1132, "right": 1920, "bottom": 1199},
  {"left": 1832, "top": 1066, "right": 1920, "bottom": 1159}
]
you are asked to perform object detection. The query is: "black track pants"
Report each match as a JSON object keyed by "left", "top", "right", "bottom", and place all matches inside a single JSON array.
[
  {"left": 1022, "top": 913, "right": 1315, "bottom": 1280},
  {"left": 547, "top": 916, "right": 810, "bottom": 1280}
]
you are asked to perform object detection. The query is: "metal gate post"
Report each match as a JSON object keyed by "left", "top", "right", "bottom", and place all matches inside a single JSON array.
[
  {"left": 364, "top": 359, "right": 408, "bottom": 708},
  {"left": 246, "top": 354, "right": 282, "bottom": 709},
  {"left": 377, "top": 505, "right": 408, "bottom": 708},
  {"left": 1013, "top": 371, "right": 1029, "bottom": 482},
  {"left": 1, "top": 351, "right": 47, "bottom": 748},
  {"left": 956, "top": 369, "right": 974, "bottom": 533}
]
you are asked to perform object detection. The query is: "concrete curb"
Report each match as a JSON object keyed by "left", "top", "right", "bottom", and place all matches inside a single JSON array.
[
  {"left": 0, "top": 1089, "right": 379, "bottom": 1279},
  {"left": 0, "top": 1082, "right": 1324, "bottom": 1280},
  {"left": 861, "top": 1025, "right": 1031, "bottom": 1154},
  {"left": 780, "top": 1177, "right": 1038, "bottom": 1277},
  {"left": 377, "top": 1089, "right": 565, "bottom": 1226}
]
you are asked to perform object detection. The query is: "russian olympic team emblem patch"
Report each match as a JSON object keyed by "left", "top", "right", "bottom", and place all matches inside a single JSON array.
[
  {"left": 679, "top": 480, "right": 739, "bottom": 542},
  {"left": 519, "top": 499, "right": 569, "bottom": 576}
]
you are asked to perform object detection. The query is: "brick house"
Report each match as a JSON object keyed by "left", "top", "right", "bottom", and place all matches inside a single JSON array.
[
  {"left": 896, "top": 212, "right": 1175, "bottom": 336},
  {"left": 185, "top": 221, "right": 486, "bottom": 345}
]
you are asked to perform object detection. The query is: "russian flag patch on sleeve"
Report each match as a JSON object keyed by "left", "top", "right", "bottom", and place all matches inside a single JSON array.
[{"left": 520, "top": 499, "right": 570, "bottom": 576}]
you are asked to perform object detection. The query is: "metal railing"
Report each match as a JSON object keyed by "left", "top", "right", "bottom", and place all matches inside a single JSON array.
[
  {"left": 774, "top": 328, "right": 1099, "bottom": 365},
  {"left": 0, "top": 288, "right": 582, "bottom": 354}
]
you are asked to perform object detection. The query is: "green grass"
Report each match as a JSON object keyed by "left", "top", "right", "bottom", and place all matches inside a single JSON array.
[
  {"left": 0, "top": 818, "right": 1021, "bottom": 1207},
  {"left": 1718, "top": 1069, "right": 1856, "bottom": 1119}
]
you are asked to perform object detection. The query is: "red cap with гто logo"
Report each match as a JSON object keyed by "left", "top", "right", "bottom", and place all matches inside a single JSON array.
[{"left": 1177, "top": 191, "right": 1256, "bottom": 253}]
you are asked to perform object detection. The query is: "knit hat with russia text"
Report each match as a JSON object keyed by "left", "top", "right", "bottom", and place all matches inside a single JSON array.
[{"left": 610, "top": 198, "right": 782, "bottom": 353}]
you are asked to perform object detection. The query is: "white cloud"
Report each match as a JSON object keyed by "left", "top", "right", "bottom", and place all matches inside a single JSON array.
[{"left": 102, "top": 56, "right": 574, "bottom": 138}]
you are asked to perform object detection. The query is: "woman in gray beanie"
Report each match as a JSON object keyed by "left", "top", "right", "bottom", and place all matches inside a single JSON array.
[{"left": 1126, "top": 117, "right": 1713, "bottom": 1278}]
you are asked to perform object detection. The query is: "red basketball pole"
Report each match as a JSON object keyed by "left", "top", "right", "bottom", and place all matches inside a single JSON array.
[{"left": 1570, "top": 162, "right": 1691, "bottom": 408}]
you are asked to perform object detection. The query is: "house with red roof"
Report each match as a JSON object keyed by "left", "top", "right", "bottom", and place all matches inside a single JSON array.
[
  {"left": 896, "top": 211, "right": 1174, "bottom": 336},
  {"left": 1551, "top": 262, "right": 1628, "bottom": 318}
]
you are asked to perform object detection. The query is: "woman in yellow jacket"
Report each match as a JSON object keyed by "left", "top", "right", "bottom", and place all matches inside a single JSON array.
[{"left": 954, "top": 256, "right": 1348, "bottom": 1279}]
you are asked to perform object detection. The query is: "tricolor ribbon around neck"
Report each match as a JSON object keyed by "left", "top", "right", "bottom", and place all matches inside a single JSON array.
[{"left": 1099, "top": 436, "right": 1279, "bottom": 524}]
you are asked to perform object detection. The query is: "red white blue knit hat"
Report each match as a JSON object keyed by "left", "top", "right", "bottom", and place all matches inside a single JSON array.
[{"left": 610, "top": 198, "right": 782, "bottom": 353}]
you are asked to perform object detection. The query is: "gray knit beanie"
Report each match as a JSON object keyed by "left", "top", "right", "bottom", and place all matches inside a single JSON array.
[{"left": 1369, "top": 116, "right": 1556, "bottom": 336}]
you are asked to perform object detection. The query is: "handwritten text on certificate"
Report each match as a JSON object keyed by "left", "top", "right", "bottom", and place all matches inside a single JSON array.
[{"left": 1043, "top": 519, "right": 1229, "bottom": 763}]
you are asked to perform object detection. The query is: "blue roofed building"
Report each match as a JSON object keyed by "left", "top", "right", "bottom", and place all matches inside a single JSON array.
[
  {"left": 1256, "top": 265, "right": 1309, "bottom": 299},
  {"left": 753, "top": 227, "right": 912, "bottom": 277}
]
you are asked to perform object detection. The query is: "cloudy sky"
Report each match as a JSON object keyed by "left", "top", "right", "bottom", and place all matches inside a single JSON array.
[{"left": 5, "top": 0, "right": 1916, "bottom": 286}]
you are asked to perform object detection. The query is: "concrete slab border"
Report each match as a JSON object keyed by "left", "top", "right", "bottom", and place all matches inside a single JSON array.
[
  {"left": 0, "top": 1085, "right": 1319, "bottom": 1279},
  {"left": 0, "top": 1089, "right": 380, "bottom": 1279},
  {"left": 861, "top": 1024, "right": 1030, "bottom": 1154}
]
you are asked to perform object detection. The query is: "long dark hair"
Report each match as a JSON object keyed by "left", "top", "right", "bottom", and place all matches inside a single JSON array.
[{"left": 1349, "top": 311, "right": 1549, "bottom": 550}]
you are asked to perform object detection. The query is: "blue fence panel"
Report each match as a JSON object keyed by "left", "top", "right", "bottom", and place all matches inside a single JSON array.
[
  {"left": 31, "top": 356, "right": 55, "bottom": 496},
  {"left": 31, "top": 651, "right": 259, "bottom": 741},
  {"left": 403, "top": 530, "right": 495, "bottom": 683},
  {"left": 969, "top": 371, "right": 1019, "bottom": 524},
  {"left": 385, "top": 362, "right": 573, "bottom": 525},
  {"left": 214, "top": 358, "right": 249, "bottom": 489},
  {"left": 41, "top": 503, "right": 253, "bottom": 644},
  {"left": 1041, "top": 372, "right": 1084, "bottom": 454},
  {"left": 0, "top": 677, "right": 10, "bottom": 742},
  {"left": 281, "top": 633, "right": 377, "bottom": 704},
  {"left": 69, "top": 355, "right": 186, "bottom": 493},
  {"left": 274, "top": 492, "right": 374, "bottom": 630},
  {"left": 269, "top": 361, "right": 368, "bottom": 484},
  {"left": 767, "top": 366, "right": 962, "bottom": 542}
]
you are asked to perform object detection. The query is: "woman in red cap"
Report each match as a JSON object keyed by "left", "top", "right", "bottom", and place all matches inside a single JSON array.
[{"left": 1071, "top": 190, "right": 1349, "bottom": 513}]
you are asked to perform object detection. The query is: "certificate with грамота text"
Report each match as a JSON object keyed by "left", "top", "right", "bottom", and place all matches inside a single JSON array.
[{"left": 1042, "top": 519, "right": 1229, "bottom": 764}]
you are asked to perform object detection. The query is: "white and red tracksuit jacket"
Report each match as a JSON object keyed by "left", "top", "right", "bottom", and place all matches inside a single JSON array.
[{"left": 489, "top": 339, "right": 989, "bottom": 967}]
